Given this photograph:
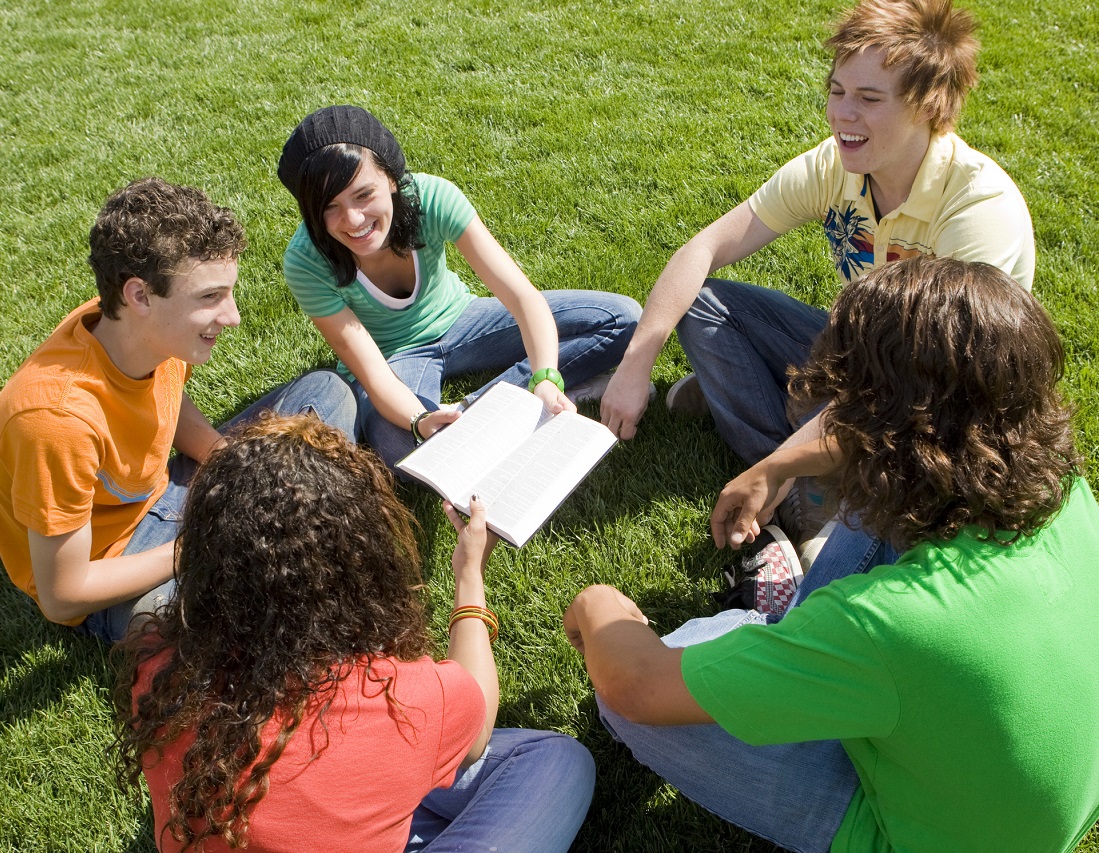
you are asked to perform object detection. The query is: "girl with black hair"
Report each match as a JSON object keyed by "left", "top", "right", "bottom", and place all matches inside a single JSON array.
[{"left": 277, "top": 105, "right": 642, "bottom": 467}]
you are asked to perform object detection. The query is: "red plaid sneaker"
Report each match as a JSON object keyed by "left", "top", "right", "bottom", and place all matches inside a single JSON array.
[
  {"left": 716, "top": 523, "right": 804, "bottom": 615},
  {"left": 741, "top": 525, "right": 804, "bottom": 618}
]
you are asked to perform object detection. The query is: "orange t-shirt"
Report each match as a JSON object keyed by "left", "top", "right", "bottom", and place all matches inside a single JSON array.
[{"left": 0, "top": 300, "right": 189, "bottom": 624}]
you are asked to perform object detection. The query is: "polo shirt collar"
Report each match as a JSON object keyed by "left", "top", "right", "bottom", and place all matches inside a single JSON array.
[{"left": 840, "top": 132, "right": 956, "bottom": 222}]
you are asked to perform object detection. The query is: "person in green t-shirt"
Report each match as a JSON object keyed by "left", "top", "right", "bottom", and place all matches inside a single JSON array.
[
  {"left": 277, "top": 105, "right": 642, "bottom": 469},
  {"left": 564, "top": 256, "right": 1099, "bottom": 852}
]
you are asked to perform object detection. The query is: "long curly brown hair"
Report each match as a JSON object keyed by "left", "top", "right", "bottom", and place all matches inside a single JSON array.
[
  {"left": 789, "top": 256, "right": 1080, "bottom": 549},
  {"left": 112, "top": 414, "right": 431, "bottom": 850}
]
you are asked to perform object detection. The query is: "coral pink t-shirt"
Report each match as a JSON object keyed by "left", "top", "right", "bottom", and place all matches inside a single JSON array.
[{"left": 137, "top": 654, "right": 484, "bottom": 852}]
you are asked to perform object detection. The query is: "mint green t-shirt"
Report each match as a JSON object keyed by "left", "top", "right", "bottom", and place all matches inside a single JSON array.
[
  {"left": 683, "top": 479, "right": 1099, "bottom": 853},
  {"left": 283, "top": 173, "right": 478, "bottom": 377}
]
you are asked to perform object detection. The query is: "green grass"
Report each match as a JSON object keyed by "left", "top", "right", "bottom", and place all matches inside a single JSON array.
[{"left": 2, "top": 0, "right": 1097, "bottom": 849}]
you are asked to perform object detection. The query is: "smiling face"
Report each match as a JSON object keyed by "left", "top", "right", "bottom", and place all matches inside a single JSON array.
[
  {"left": 322, "top": 157, "right": 398, "bottom": 262},
  {"left": 147, "top": 257, "right": 241, "bottom": 366},
  {"left": 826, "top": 47, "right": 933, "bottom": 192}
]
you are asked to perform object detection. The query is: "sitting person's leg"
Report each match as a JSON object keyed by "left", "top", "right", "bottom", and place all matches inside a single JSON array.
[
  {"left": 597, "top": 609, "right": 858, "bottom": 853},
  {"left": 406, "top": 728, "right": 595, "bottom": 853},
  {"left": 226, "top": 367, "right": 358, "bottom": 440},
  {"left": 537, "top": 290, "right": 641, "bottom": 398},
  {"left": 676, "top": 279, "right": 828, "bottom": 466},
  {"left": 357, "top": 291, "right": 641, "bottom": 469},
  {"left": 444, "top": 292, "right": 642, "bottom": 398}
]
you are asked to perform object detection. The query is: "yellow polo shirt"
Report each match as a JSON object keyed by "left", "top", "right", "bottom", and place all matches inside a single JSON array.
[{"left": 749, "top": 132, "right": 1035, "bottom": 290}]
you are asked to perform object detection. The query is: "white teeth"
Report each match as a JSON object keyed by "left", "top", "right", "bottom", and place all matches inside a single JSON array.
[
  {"left": 839, "top": 133, "right": 868, "bottom": 143},
  {"left": 349, "top": 224, "right": 375, "bottom": 238}
]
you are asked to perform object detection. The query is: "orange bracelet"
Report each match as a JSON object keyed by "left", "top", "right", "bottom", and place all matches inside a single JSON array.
[{"left": 449, "top": 605, "right": 499, "bottom": 643}]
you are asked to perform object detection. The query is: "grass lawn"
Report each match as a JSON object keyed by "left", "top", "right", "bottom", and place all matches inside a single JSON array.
[{"left": 2, "top": 0, "right": 1097, "bottom": 849}]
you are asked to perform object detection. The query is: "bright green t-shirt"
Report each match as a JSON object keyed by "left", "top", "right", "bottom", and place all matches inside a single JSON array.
[
  {"left": 283, "top": 173, "right": 478, "bottom": 377},
  {"left": 683, "top": 479, "right": 1099, "bottom": 853}
]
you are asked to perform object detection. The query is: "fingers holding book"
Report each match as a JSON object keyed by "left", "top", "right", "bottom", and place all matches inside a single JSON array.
[{"left": 445, "top": 495, "right": 500, "bottom": 577}]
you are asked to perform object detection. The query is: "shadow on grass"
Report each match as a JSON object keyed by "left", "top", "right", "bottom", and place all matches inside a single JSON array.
[
  {"left": 121, "top": 810, "right": 156, "bottom": 853},
  {"left": 0, "top": 575, "right": 113, "bottom": 726},
  {"left": 393, "top": 378, "right": 748, "bottom": 593},
  {"left": 545, "top": 392, "right": 743, "bottom": 528}
]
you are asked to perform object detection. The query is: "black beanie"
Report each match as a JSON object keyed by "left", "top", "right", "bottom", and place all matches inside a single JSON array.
[{"left": 277, "top": 105, "right": 407, "bottom": 199}]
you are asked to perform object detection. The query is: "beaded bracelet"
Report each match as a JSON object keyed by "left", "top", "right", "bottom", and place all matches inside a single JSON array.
[
  {"left": 528, "top": 367, "right": 565, "bottom": 394},
  {"left": 449, "top": 605, "right": 499, "bottom": 643},
  {"left": 410, "top": 410, "right": 431, "bottom": 444}
]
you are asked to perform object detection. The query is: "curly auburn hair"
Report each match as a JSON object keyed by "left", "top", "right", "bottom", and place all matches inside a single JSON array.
[
  {"left": 825, "top": 0, "right": 980, "bottom": 133},
  {"left": 295, "top": 143, "right": 424, "bottom": 287},
  {"left": 789, "top": 256, "right": 1080, "bottom": 550},
  {"left": 89, "top": 177, "right": 247, "bottom": 320},
  {"left": 112, "top": 414, "right": 430, "bottom": 851}
]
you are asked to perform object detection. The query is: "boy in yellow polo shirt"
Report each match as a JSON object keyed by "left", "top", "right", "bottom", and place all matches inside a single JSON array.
[
  {"left": 599, "top": 0, "right": 1035, "bottom": 610},
  {"left": 0, "top": 178, "right": 356, "bottom": 643}
]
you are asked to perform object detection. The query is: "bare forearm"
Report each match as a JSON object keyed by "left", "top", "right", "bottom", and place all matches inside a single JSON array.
[
  {"left": 620, "top": 202, "right": 778, "bottom": 378},
  {"left": 618, "top": 244, "right": 715, "bottom": 378},
  {"left": 446, "top": 521, "right": 500, "bottom": 763},
  {"left": 449, "top": 570, "right": 498, "bottom": 703},
  {"left": 568, "top": 585, "right": 709, "bottom": 726},
  {"left": 362, "top": 365, "right": 431, "bottom": 425},
  {"left": 497, "top": 284, "right": 560, "bottom": 374},
  {"left": 31, "top": 534, "right": 175, "bottom": 623},
  {"left": 573, "top": 587, "right": 665, "bottom": 694},
  {"left": 766, "top": 417, "right": 841, "bottom": 479}
]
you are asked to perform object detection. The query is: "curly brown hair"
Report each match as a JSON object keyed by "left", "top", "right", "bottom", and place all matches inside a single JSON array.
[
  {"left": 112, "top": 414, "right": 430, "bottom": 850},
  {"left": 789, "top": 256, "right": 1080, "bottom": 550},
  {"left": 825, "top": 0, "right": 980, "bottom": 133},
  {"left": 89, "top": 177, "right": 247, "bottom": 320}
]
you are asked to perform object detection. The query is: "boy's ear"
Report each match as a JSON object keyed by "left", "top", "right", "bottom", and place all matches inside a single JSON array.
[{"left": 121, "top": 277, "right": 153, "bottom": 314}]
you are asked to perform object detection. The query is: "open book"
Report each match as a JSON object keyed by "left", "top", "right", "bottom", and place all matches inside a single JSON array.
[{"left": 396, "top": 381, "right": 617, "bottom": 547}]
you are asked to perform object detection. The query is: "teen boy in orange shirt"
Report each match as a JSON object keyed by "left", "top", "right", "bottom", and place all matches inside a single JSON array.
[{"left": 0, "top": 178, "right": 356, "bottom": 642}]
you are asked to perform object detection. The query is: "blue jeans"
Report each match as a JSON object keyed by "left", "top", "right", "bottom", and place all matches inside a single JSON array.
[
  {"left": 406, "top": 728, "right": 595, "bottom": 853},
  {"left": 355, "top": 290, "right": 641, "bottom": 469},
  {"left": 76, "top": 369, "right": 357, "bottom": 644},
  {"left": 677, "top": 278, "right": 828, "bottom": 466},
  {"left": 597, "top": 521, "right": 897, "bottom": 853}
]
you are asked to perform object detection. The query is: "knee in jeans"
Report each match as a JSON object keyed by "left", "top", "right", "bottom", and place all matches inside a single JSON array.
[
  {"left": 531, "top": 733, "right": 596, "bottom": 801},
  {"left": 617, "top": 295, "right": 642, "bottom": 329},
  {"left": 308, "top": 369, "right": 355, "bottom": 402}
]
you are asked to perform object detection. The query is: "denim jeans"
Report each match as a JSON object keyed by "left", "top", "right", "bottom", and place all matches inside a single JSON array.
[
  {"left": 596, "top": 519, "right": 898, "bottom": 852},
  {"left": 354, "top": 290, "right": 641, "bottom": 469},
  {"left": 677, "top": 278, "right": 829, "bottom": 467},
  {"left": 76, "top": 369, "right": 357, "bottom": 644},
  {"left": 406, "top": 728, "right": 595, "bottom": 853}
]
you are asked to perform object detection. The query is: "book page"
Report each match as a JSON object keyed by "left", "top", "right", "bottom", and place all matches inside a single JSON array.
[
  {"left": 396, "top": 382, "right": 549, "bottom": 501},
  {"left": 474, "top": 412, "right": 616, "bottom": 546}
]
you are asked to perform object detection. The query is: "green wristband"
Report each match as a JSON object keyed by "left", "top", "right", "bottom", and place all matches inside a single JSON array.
[{"left": 528, "top": 367, "right": 565, "bottom": 393}]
